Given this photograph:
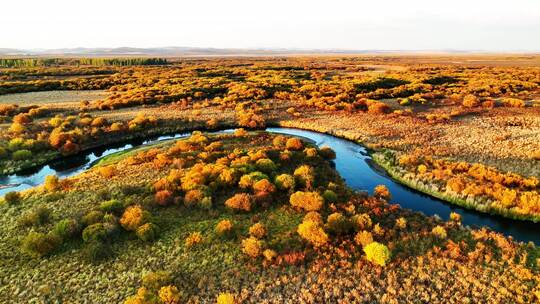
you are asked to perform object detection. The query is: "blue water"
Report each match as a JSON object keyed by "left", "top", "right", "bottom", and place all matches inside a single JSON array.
[
  {"left": 1, "top": 127, "right": 538, "bottom": 244},
  {"left": 0, "top": 132, "right": 191, "bottom": 194},
  {"left": 267, "top": 128, "right": 539, "bottom": 244}
]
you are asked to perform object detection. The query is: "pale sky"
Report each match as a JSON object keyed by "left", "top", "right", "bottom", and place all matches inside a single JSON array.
[{"left": 2, "top": 0, "right": 540, "bottom": 51}]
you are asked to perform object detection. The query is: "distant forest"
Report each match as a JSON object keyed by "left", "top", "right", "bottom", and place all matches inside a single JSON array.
[{"left": 0, "top": 57, "right": 168, "bottom": 68}]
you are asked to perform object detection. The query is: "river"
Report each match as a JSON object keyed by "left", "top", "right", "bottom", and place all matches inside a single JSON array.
[{"left": 1, "top": 127, "right": 538, "bottom": 244}]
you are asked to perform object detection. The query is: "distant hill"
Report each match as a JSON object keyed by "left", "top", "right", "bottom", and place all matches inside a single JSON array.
[
  {"left": 3, "top": 47, "right": 539, "bottom": 58},
  {"left": 0, "top": 47, "right": 496, "bottom": 57},
  {"left": 0, "top": 48, "right": 31, "bottom": 56}
]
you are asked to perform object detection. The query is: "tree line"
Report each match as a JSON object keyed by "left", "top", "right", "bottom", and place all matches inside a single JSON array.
[{"left": 0, "top": 57, "right": 168, "bottom": 68}]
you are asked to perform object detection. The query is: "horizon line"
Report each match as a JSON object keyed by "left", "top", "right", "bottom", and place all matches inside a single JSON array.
[{"left": 2, "top": 46, "right": 540, "bottom": 55}]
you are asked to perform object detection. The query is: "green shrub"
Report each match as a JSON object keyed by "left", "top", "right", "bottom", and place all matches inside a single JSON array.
[
  {"left": 238, "top": 171, "right": 269, "bottom": 189},
  {"left": 255, "top": 158, "right": 277, "bottom": 173},
  {"left": 319, "top": 146, "right": 336, "bottom": 160},
  {"left": 22, "top": 139, "right": 38, "bottom": 151},
  {"left": 120, "top": 184, "right": 144, "bottom": 196},
  {"left": 3, "top": 191, "right": 21, "bottom": 204},
  {"left": 322, "top": 190, "right": 338, "bottom": 203},
  {"left": 103, "top": 221, "right": 120, "bottom": 237},
  {"left": 280, "top": 150, "right": 293, "bottom": 161},
  {"left": 82, "top": 210, "right": 104, "bottom": 226},
  {"left": 103, "top": 213, "right": 119, "bottom": 224},
  {"left": 8, "top": 138, "right": 24, "bottom": 151},
  {"left": 44, "top": 192, "right": 64, "bottom": 202},
  {"left": 53, "top": 219, "right": 79, "bottom": 240},
  {"left": 96, "top": 189, "right": 111, "bottom": 201},
  {"left": 274, "top": 174, "right": 295, "bottom": 191},
  {"left": 12, "top": 149, "right": 32, "bottom": 161},
  {"left": 83, "top": 241, "right": 111, "bottom": 263},
  {"left": 432, "top": 225, "right": 447, "bottom": 239},
  {"left": 198, "top": 196, "right": 213, "bottom": 210},
  {"left": 183, "top": 188, "right": 212, "bottom": 209},
  {"left": 19, "top": 206, "right": 51, "bottom": 227},
  {"left": 272, "top": 135, "right": 287, "bottom": 148},
  {"left": 326, "top": 212, "right": 352, "bottom": 235},
  {"left": 20, "top": 232, "right": 61, "bottom": 258},
  {"left": 293, "top": 165, "right": 315, "bottom": 189},
  {"left": 82, "top": 223, "right": 108, "bottom": 242},
  {"left": 27, "top": 139, "right": 48, "bottom": 152},
  {"left": 136, "top": 223, "right": 160, "bottom": 241},
  {"left": 0, "top": 147, "right": 8, "bottom": 159},
  {"left": 399, "top": 98, "right": 411, "bottom": 106},
  {"left": 99, "top": 199, "right": 124, "bottom": 213},
  {"left": 232, "top": 163, "right": 256, "bottom": 174}
]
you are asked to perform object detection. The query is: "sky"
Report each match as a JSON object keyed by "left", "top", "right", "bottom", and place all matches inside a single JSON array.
[{"left": 2, "top": 0, "right": 540, "bottom": 51}]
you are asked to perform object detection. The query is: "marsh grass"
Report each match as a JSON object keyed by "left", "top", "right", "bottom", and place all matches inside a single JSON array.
[{"left": 372, "top": 151, "right": 540, "bottom": 222}]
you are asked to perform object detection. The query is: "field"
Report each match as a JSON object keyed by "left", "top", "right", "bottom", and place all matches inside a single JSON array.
[
  {"left": 0, "top": 89, "right": 107, "bottom": 104},
  {"left": 0, "top": 55, "right": 539, "bottom": 303}
]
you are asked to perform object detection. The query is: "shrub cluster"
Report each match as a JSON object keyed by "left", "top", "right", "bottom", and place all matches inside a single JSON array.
[
  {"left": 297, "top": 219, "right": 328, "bottom": 248},
  {"left": 363, "top": 242, "right": 391, "bottom": 266},
  {"left": 290, "top": 191, "right": 324, "bottom": 211}
]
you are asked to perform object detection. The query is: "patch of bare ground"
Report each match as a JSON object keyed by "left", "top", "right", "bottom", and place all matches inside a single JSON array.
[{"left": 0, "top": 90, "right": 109, "bottom": 108}]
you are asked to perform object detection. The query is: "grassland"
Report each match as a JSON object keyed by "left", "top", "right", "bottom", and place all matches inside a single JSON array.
[
  {"left": 372, "top": 150, "right": 540, "bottom": 222},
  {"left": 0, "top": 55, "right": 539, "bottom": 303},
  {"left": 0, "top": 56, "right": 538, "bottom": 213},
  {"left": 0, "top": 90, "right": 108, "bottom": 105},
  {"left": 1, "top": 131, "right": 538, "bottom": 303}
]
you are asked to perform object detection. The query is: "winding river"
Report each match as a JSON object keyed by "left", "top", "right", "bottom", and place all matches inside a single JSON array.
[{"left": 1, "top": 127, "right": 538, "bottom": 244}]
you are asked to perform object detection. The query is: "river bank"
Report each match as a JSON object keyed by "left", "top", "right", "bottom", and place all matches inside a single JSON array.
[
  {"left": 371, "top": 151, "right": 540, "bottom": 223},
  {"left": 2, "top": 125, "right": 540, "bottom": 243}
]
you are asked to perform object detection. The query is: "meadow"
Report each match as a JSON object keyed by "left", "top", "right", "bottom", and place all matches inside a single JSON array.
[{"left": 0, "top": 55, "right": 539, "bottom": 303}]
